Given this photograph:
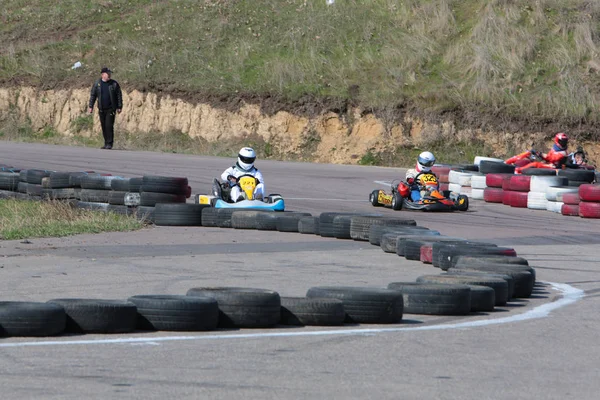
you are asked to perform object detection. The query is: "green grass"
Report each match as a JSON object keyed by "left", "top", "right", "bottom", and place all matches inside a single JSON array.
[
  {"left": 1, "top": 0, "right": 600, "bottom": 128},
  {"left": 0, "top": 198, "right": 144, "bottom": 240}
]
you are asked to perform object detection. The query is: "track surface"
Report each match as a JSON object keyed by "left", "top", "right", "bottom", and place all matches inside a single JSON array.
[{"left": 1, "top": 141, "right": 599, "bottom": 399}]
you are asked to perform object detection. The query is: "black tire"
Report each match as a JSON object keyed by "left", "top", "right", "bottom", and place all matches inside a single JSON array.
[
  {"left": 68, "top": 172, "right": 96, "bottom": 187},
  {"left": 135, "top": 206, "right": 155, "bottom": 222},
  {"left": 201, "top": 207, "right": 219, "bottom": 227},
  {"left": 140, "top": 191, "right": 186, "bottom": 206},
  {"left": 17, "top": 181, "right": 28, "bottom": 193},
  {"left": 369, "top": 225, "right": 432, "bottom": 246},
  {"left": 80, "top": 175, "right": 122, "bottom": 190},
  {"left": 370, "top": 190, "right": 381, "bottom": 206},
  {"left": 41, "top": 188, "right": 77, "bottom": 200},
  {"left": 154, "top": 203, "right": 207, "bottom": 226},
  {"left": 350, "top": 216, "right": 417, "bottom": 241},
  {"left": 450, "top": 264, "right": 535, "bottom": 298},
  {"left": 0, "top": 172, "right": 19, "bottom": 191},
  {"left": 127, "top": 295, "right": 219, "bottom": 331},
  {"left": 280, "top": 297, "right": 346, "bottom": 326},
  {"left": 445, "top": 270, "right": 515, "bottom": 300},
  {"left": 111, "top": 178, "right": 131, "bottom": 192},
  {"left": 141, "top": 175, "right": 188, "bottom": 195},
  {"left": 107, "top": 204, "right": 135, "bottom": 216},
  {"left": 79, "top": 188, "right": 111, "bottom": 203},
  {"left": 567, "top": 180, "right": 587, "bottom": 187},
  {"left": 399, "top": 237, "right": 467, "bottom": 258},
  {"left": 47, "top": 172, "right": 73, "bottom": 189},
  {"left": 129, "top": 177, "right": 143, "bottom": 192},
  {"left": 391, "top": 193, "right": 403, "bottom": 210},
  {"left": 436, "top": 244, "right": 516, "bottom": 271},
  {"left": 26, "top": 169, "right": 52, "bottom": 184},
  {"left": 318, "top": 212, "right": 361, "bottom": 237},
  {"left": 306, "top": 286, "right": 403, "bottom": 324},
  {"left": 453, "top": 255, "right": 529, "bottom": 266},
  {"left": 186, "top": 287, "right": 281, "bottom": 328},
  {"left": 231, "top": 210, "right": 264, "bottom": 229},
  {"left": 557, "top": 169, "right": 595, "bottom": 183},
  {"left": 0, "top": 302, "right": 66, "bottom": 337},
  {"left": 217, "top": 208, "right": 237, "bottom": 228},
  {"left": 298, "top": 216, "right": 319, "bottom": 234},
  {"left": 26, "top": 183, "right": 42, "bottom": 197},
  {"left": 521, "top": 168, "right": 557, "bottom": 176},
  {"left": 19, "top": 170, "right": 28, "bottom": 182},
  {"left": 430, "top": 242, "right": 498, "bottom": 269},
  {"left": 256, "top": 212, "right": 279, "bottom": 230},
  {"left": 47, "top": 298, "right": 137, "bottom": 333},
  {"left": 479, "top": 161, "right": 515, "bottom": 174},
  {"left": 456, "top": 194, "right": 469, "bottom": 211},
  {"left": 108, "top": 190, "right": 128, "bottom": 205},
  {"left": 333, "top": 215, "right": 354, "bottom": 239},
  {"left": 456, "top": 164, "right": 480, "bottom": 172},
  {"left": 464, "top": 285, "right": 496, "bottom": 312},
  {"left": 76, "top": 201, "right": 109, "bottom": 212},
  {"left": 416, "top": 274, "right": 508, "bottom": 306},
  {"left": 386, "top": 282, "right": 471, "bottom": 315},
  {"left": 276, "top": 213, "right": 311, "bottom": 232}
]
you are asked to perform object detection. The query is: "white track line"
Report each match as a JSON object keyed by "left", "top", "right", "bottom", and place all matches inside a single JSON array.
[
  {"left": 374, "top": 180, "right": 391, "bottom": 186},
  {"left": 0, "top": 282, "right": 582, "bottom": 348}
]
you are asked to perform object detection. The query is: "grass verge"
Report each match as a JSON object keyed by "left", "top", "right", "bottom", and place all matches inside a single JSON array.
[{"left": 0, "top": 199, "right": 144, "bottom": 240}]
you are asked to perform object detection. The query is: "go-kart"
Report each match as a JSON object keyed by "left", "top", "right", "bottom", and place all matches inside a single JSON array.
[
  {"left": 196, "top": 175, "right": 285, "bottom": 211},
  {"left": 369, "top": 175, "right": 469, "bottom": 212}
]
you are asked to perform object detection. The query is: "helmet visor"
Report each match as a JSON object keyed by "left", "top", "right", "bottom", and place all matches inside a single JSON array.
[
  {"left": 418, "top": 158, "right": 435, "bottom": 168},
  {"left": 558, "top": 138, "right": 568, "bottom": 147},
  {"left": 239, "top": 155, "right": 256, "bottom": 165}
]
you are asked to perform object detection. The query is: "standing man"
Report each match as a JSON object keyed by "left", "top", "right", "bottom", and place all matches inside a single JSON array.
[{"left": 88, "top": 67, "right": 122, "bottom": 149}]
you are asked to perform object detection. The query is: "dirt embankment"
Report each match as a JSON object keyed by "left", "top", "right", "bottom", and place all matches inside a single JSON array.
[{"left": 1, "top": 87, "right": 598, "bottom": 165}]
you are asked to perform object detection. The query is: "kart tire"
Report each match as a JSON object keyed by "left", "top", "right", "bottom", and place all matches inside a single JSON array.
[
  {"left": 521, "top": 168, "right": 557, "bottom": 176},
  {"left": 508, "top": 191, "right": 528, "bottom": 208},
  {"left": 306, "top": 287, "right": 403, "bottom": 324},
  {"left": 186, "top": 287, "right": 281, "bottom": 328},
  {"left": 546, "top": 186, "right": 578, "bottom": 201},
  {"left": 47, "top": 298, "right": 137, "bottom": 334},
  {"left": 108, "top": 190, "right": 128, "bottom": 205},
  {"left": 349, "top": 215, "right": 416, "bottom": 241},
  {"left": 479, "top": 161, "right": 515, "bottom": 174},
  {"left": 579, "top": 201, "right": 600, "bottom": 218},
  {"left": 201, "top": 207, "right": 220, "bottom": 227},
  {"left": 456, "top": 194, "right": 469, "bottom": 211},
  {"left": 579, "top": 184, "right": 600, "bottom": 202},
  {"left": 369, "top": 225, "right": 433, "bottom": 246},
  {"left": 76, "top": 201, "right": 109, "bottom": 212},
  {"left": 527, "top": 191, "right": 548, "bottom": 210},
  {"left": 508, "top": 175, "right": 531, "bottom": 192},
  {"left": 139, "top": 192, "right": 186, "bottom": 207},
  {"left": 561, "top": 203, "right": 580, "bottom": 216},
  {"left": 557, "top": 169, "right": 595, "bottom": 183},
  {"left": 486, "top": 173, "right": 513, "bottom": 188},
  {"left": 280, "top": 297, "right": 345, "bottom": 326},
  {"left": 416, "top": 274, "right": 508, "bottom": 306},
  {"left": 445, "top": 270, "right": 515, "bottom": 300},
  {"left": 141, "top": 176, "right": 189, "bottom": 195},
  {"left": 370, "top": 190, "right": 381, "bottom": 207},
  {"left": 128, "top": 295, "right": 219, "bottom": 331},
  {"left": 298, "top": 216, "right": 319, "bottom": 234},
  {"left": 0, "top": 302, "right": 66, "bottom": 337},
  {"left": 391, "top": 193, "right": 403, "bottom": 210},
  {"left": 154, "top": 203, "right": 208, "bottom": 226},
  {"left": 80, "top": 175, "right": 121, "bottom": 190},
  {"left": 449, "top": 264, "right": 535, "bottom": 298},
  {"left": 483, "top": 187, "right": 504, "bottom": 203},
  {"left": 386, "top": 282, "right": 471, "bottom": 315}
]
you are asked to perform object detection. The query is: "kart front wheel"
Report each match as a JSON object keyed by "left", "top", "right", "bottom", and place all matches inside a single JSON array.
[
  {"left": 392, "top": 193, "right": 403, "bottom": 211},
  {"left": 370, "top": 190, "right": 381, "bottom": 207},
  {"left": 456, "top": 194, "right": 469, "bottom": 211}
]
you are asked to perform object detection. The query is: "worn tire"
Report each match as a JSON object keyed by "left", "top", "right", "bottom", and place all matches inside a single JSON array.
[
  {"left": 306, "top": 286, "right": 403, "bottom": 324},
  {"left": 108, "top": 190, "right": 128, "bottom": 205},
  {"left": 141, "top": 176, "right": 189, "bottom": 195},
  {"left": 26, "top": 169, "right": 52, "bottom": 184},
  {"left": 186, "top": 287, "right": 281, "bottom": 328},
  {"left": 231, "top": 210, "right": 265, "bottom": 229},
  {"left": 386, "top": 282, "right": 471, "bottom": 315},
  {"left": 579, "top": 201, "right": 600, "bottom": 218},
  {"left": 579, "top": 184, "right": 600, "bottom": 202},
  {"left": 47, "top": 298, "right": 137, "bottom": 333},
  {"left": 139, "top": 191, "right": 186, "bottom": 207},
  {"left": 557, "top": 169, "right": 595, "bottom": 183},
  {"left": 79, "top": 188, "right": 111, "bottom": 203},
  {"left": 521, "top": 168, "right": 557, "bottom": 176},
  {"left": 368, "top": 225, "right": 432, "bottom": 246},
  {"left": 0, "top": 302, "right": 66, "bottom": 337},
  {"left": 561, "top": 203, "right": 580, "bottom": 216},
  {"left": 298, "top": 216, "right": 319, "bottom": 234},
  {"left": 350, "top": 215, "right": 416, "bottom": 241},
  {"left": 417, "top": 274, "right": 508, "bottom": 306},
  {"left": 154, "top": 203, "right": 208, "bottom": 226},
  {"left": 276, "top": 213, "right": 311, "bottom": 232},
  {"left": 479, "top": 161, "right": 515, "bottom": 174},
  {"left": 450, "top": 264, "right": 535, "bottom": 298},
  {"left": 128, "top": 295, "right": 219, "bottom": 331},
  {"left": 80, "top": 175, "right": 121, "bottom": 190},
  {"left": 445, "top": 270, "right": 515, "bottom": 300},
  {"left": 0, "top": 172, "right": 19, "bottom": 191},
  {"left": 280, "top": 297, "right": 345, "bottom": 326}
]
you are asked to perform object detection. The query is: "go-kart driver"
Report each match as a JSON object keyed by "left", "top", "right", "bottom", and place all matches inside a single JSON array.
[
  {"left": 221, "top": 147, "right": 265, "bottom": 202},
  {"left": 506, "top": 132, "right": 569, "bottom": 173},
  {"left": 405, "top": 151, "right": 438, "bottom": 202}
]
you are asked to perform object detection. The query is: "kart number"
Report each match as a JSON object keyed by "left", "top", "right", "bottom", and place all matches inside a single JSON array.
[
  {"left": 419, "top": 174, "right": 438, "bottom": 184},
  {"left": 377, "top": 191, "right": 393, "bottom": 205}
]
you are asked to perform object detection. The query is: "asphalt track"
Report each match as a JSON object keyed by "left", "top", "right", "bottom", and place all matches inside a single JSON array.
[{"left": 1, "top": 141, "right": 599, "bottom": 399}]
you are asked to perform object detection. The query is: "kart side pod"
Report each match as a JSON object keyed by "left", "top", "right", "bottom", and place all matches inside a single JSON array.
[{"left": 398, "top": 182, "right": 410, "bottom": 198}]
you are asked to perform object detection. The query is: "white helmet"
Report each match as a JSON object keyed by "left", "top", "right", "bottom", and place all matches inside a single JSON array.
[
  {"left": 417, "top": 151, "right": 436, "bottom": 172},
  {"left": 237, "top": 147, "right": 256, "bottom": 171}
]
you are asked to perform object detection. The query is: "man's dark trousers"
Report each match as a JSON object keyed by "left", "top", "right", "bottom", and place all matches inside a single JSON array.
[{"left": 99, "top": 110, "right": 115, "bottom": 148}]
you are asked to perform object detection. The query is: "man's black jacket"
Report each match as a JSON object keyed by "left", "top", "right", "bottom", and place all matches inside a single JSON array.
[{"left": 88, "top": 79, "right": 123, "bottom": 111}]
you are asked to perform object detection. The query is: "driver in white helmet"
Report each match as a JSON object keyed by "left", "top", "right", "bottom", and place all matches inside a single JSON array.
[
  {"left": 405, "top": 151, "right": 437, "bottom": 202},
  {"left": 221, "top": 147, "right": 265, "bottom": 202}
]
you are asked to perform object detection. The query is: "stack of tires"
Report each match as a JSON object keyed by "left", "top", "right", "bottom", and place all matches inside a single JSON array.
[
  {"left": 545, "top": 186, "right": 578, "bottom": 214},
  {"left": 139, "top": 176, "right": 194, "bottom": 225},
  {"left": 25, "top": 169, "right": 53, "bottom": 198},
  {"left": 448, "top": 169, "right": 477, "bottom": 198},
  {"left": 560, "top": 192, "right": 581, "bottom": 216},
  {"left": 483, "top": 173, "right": 510, "bottom": 203},
  {"left": 479, "top": 160, "right": 516, "bottom": 204},
  {"left": 505, "top": 175, "right": 530, "bottom": 208},
  {"left": 578, "top": 184, "right": 600, "bottom": 218},
  {"left": 432, "top": 165, "right": 451, "bottom": 192},
  {"left": 40, "top": 171, "right": 83, "bottom": 201},
  {"left": 526, "top": 175, "right": 567, "bottom": 210},
  {"left": 76, "top": 174, "right": 121, "bottom": 212},
  {"left": 108, "top": 177, "right": 143, "bottom": 216}
]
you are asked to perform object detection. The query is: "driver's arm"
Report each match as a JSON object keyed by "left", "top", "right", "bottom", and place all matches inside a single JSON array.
[{"left": 221, "top": 167, "right": 234, "bottom": 182}]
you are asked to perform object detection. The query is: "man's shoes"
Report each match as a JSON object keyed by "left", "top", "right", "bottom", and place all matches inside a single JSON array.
[
  {"left": 105, "top": 145, "right": 112, "bottom": 150},
  {"left": 101, "top": 145, "right": 107, "bottom": 149}
]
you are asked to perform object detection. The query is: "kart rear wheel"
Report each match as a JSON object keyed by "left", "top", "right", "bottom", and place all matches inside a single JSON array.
[
  {"left": 456, "top": 194, "right": 469, "bottom": 211},
  {"left": 370, "top": 190, "right": 380, "bottom": 207},
  {"left": 391, "top": 193, "right": 403, "bottom": 210}
]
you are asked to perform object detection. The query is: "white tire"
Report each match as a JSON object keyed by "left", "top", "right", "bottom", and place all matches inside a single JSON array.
[
  {"left": 448, "top": 183, "right": 461, "bottom": 193},
  {"left": 474, "top": 156, "right": 504, "bottom": 166},
  {"left": 529, "top": 176, "right": 568, "bottom": 193},
  {"left": 546, "top": 200, "right": 564, "bottom": 213},
  {"left": 527, "top": 191, "right": 549, "bottom": 210},
  {"left": 546, "top": 186, "right": 578, "bottom": 202},
  {"left": 471, "top": 175, "right": 487, "bottom": 189},
  {"left": 460, "top": 186, "right": 472, "bottom": 196},
  {"left": 449, "top": 170, "right": 472, "bottom": 185},
  {"left": 470, "top": 188, "right": 484, "bottom": 200}
]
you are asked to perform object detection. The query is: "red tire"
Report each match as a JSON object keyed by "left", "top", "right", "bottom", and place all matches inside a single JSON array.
[
  {"left": 483, "top": 187, "right": 504, "bottom": 203},
  {"left": 508, "top": 175, "right": 531, "bottom": 192},
  {"left": 439, "top": 174, "right": 449, "bottom": 184},
  {"left": 501, "top": 175, "right": 514, "bottom": 191},
  {"left": 486, "top": 173, "right": 512, "bottom": 188},
  {"left": 420, "top": 244, "right": 433, "bottom": 264},
  {"left": 579, "top": 201, "right": 600, "bottom": 218},
  {"left": 432, "top": 166, "right": 451, "bottom": 175},
  {"left": 561, "top": 192, "right": 580, "bottom": 205},
  {"left": 561, "top": 204, "right": 580, "bottom": 216},
  {"left": 502, "top": 190, "right": 512, "bottom": 205},
  {"left": 509, "top": 191, "right": 528, "bottom": 208},
  {"left": 579, "top": 184, "right": 600, "bottom": 202}
]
